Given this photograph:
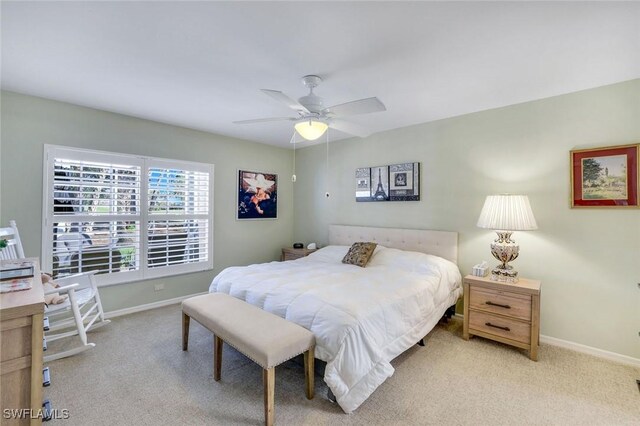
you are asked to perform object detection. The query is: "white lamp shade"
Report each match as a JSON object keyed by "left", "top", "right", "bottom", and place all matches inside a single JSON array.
[
  {"left": 294, "top": 120, "right": 328, "bottom": 141},
  {"left": 477, "top": 194, "right": 538, "bottom": 231}
]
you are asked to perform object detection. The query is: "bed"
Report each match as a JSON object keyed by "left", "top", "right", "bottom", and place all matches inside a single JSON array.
[{"left": 209, "top": 225, "right": 462, "bottom": 413}]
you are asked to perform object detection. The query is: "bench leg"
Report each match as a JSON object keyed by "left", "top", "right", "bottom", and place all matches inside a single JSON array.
[
  {"left": 304, "top": 347, "right": 315, "bottom": 400},
  {"left": 182, "top": 313, "right": 190, "bottom": 351},
  {"left": 214, "top": 335, "right": 223, "bottom": 381},
  {"left": 263, "top": 367, "right": 275, "bottom": 426}
]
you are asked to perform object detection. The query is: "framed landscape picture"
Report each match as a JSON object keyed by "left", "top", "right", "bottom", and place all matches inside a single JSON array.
[
  {"left": 237, "top": 170, "right": 278, "bottom": 219},
  {"left": 570, "top": 144, "right": 639, "bottom": 208}
]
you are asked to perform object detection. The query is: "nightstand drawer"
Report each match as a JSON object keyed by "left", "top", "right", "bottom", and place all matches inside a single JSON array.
[
  {"left": 281, "top": 247, "right": 317, "bottom": 261},
  {"left": 284, "top": 253, "right": 304, "bottom": 261},
  {"left": 470, "top": 287, "right": 531, "bottom": 321},
  {"left": 468, "top": 310, "right": 531, "bottom": 345}
]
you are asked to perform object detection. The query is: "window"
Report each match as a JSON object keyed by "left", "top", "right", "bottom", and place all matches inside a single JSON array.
[{"left": 43, "top": 145, "right": 214, "bottom": 286}]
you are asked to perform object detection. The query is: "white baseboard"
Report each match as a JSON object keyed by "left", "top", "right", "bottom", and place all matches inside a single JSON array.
[
  {"left": 105, "top": 292, "right": 207, "bottom": 319},
  {"left": 539, "top": 335, "right": 640, "bottom": 368},
  {"left": 453, "top": 313, "right": 639, "bottom": 368}
]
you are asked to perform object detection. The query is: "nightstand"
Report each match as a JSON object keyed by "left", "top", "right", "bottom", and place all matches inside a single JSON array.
[
  {"left": 462, "top": 274, "right": 541, "bottom": 361},
  {"left": 281, "top": 247, "right": 317, "bottom": 261}
]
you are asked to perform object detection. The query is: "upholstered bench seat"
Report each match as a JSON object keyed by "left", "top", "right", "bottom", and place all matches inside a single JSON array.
[{"left": 182, "top": 293, "right": 315, "bottom": 426}]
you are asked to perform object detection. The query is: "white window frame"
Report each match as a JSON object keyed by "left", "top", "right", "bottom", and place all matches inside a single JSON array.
[{"left": 42, "top": 145, "right": 214, "bottom": 286}]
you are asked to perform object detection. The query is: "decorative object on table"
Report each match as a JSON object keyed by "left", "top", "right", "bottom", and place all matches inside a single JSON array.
[
  {"left": 293, "top": 243, "right": 304, "bottom": 249},
  {"left": 233, "top": 74, "right": 386, "bottom": 141},
  {"left": 355, "top": 162, "right": 420, "bottom": 202},
  {"left": 476, "top": 194, "right": 538, "bottom": 283},
  {"left": 306, "top": 243, "right": 317, "bottom": 249},
  {"left": 237, "top": 170, "right": 278, "bottom": 220},
  {"left": 471, "top": 261, "right": 489, "bottom": 277},
  {"left": 570, "top": 143, "right": 639, "bottom": 208}
]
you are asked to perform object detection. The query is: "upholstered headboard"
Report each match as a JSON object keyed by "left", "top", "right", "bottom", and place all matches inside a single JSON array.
[{"left": 328, "top": 224, "right": 458, "bottom": 264}]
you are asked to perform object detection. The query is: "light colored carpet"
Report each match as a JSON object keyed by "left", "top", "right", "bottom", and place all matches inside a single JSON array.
[{"left": 45, "top": 304, "right": 640, "bottom": 425}]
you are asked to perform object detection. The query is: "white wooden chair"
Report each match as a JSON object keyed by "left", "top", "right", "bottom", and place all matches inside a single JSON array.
[
  {"left": 0, "top": 220, "right": 110, "bottom": 361},
  {"left": 42, "top": 270, "right": 110, "bottom": 362},
  {"left": 0, "top": 220, "right": 25, "bottom": 260}
]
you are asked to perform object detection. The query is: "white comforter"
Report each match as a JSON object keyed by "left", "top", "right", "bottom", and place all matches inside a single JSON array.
[{"left": 209, "top": 245, "right": 462, "bottom": 413}]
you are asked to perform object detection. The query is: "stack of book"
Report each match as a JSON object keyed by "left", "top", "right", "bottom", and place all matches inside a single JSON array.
[{"left": 0, "top": 260, "right": 35, "bottom": 293}]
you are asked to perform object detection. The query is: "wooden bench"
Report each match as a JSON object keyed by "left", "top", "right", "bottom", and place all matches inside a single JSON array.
[{"left": 182, "top": 293, "right": 315, "bottom": 426}]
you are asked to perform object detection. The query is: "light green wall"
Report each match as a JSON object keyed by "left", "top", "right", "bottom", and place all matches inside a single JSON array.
[
  {"left": 2, "top": 81, "right": 638, "bottom": 359},
  {"left": 0, "top": 91, "right": 294, "bottom": 312},
  {"left": 293, "top": 79, "right": 640, "bottom": 359}
]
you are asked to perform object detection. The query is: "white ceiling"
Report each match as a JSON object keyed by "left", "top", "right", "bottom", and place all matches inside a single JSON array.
[{"left": 2, "top": 1, "right": 639, "bottom": 148}]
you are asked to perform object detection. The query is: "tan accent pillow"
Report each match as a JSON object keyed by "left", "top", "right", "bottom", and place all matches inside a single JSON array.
[{"left": 342, "top": 242, "right": 377, "bottom": 267}]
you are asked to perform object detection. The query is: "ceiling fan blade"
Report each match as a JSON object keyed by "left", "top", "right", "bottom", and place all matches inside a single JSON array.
[
  {"left": 261, "top": 89, "right": 310, "bottom": 114},
  {"left": 328, "top": 119, "right": 371, "bottom": 138},
  {"left": 233, "top": 117, "right": 295, "bottom": 124},
  {"left": 323, "top": 97, "right": 386, "bottom": 117}
]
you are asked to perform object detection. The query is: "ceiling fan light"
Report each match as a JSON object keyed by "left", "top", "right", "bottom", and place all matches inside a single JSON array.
[{"left": 294, "top": 120, "right": 328, "bottom": 141}]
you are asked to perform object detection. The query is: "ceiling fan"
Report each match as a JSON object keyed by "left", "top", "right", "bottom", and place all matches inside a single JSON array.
[{"left": 233, "top": 75, "right": 386, "bottom": 141}]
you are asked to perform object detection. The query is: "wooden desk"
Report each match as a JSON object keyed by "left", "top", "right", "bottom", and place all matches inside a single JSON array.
[{"left": 0, "top": 259, "right": 44, "bottom": 425}]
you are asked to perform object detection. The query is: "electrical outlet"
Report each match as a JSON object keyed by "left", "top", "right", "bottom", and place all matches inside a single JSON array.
[{"left": 154, "top": 283, "right": 165, "bottom": 291}]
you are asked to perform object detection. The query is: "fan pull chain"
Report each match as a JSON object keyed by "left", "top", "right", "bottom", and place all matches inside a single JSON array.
[
  {"left": 325, "top": 128, "right": 330, "bottom": 198},
  {"left": 291, "top": 131, "right": 297, "bottom": 183}
]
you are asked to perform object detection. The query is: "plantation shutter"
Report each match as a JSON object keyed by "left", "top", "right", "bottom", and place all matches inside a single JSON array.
[
  {"left": 45, "top": 148, "right": 143, "bottom": 283},
  {"left": 145, "top": 160, "right": 212, "bottom": 278},
  {"left": 43, "top": 146, "right": 213, "bottom": 286}
]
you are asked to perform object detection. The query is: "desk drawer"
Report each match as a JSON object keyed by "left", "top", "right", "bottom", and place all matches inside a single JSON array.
[
  {"left": 1, "top": 322, "right": 31, "bottom": 361},
  {"left": 468, "top": 310, "right": 531, "bottom": 345},
  {"left": 470, "top": 287, "right": 531, "bottom": 321}
]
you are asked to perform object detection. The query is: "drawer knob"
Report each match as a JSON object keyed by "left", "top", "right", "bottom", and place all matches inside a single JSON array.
[
  {"left": 485, "top": 322, "right": 511, "bottom": 332},
  {"left": 486, "top": 301, "right": 511, "bottom": 309}
]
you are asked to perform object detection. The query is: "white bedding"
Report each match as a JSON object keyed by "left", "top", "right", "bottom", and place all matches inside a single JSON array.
[{"left": 209, "top": 245, "right": 462, "bottom": 413}]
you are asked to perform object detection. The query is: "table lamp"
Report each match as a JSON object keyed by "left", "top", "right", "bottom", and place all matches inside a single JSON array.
[{"left": 476, "top": 194, "right": 537, "bottom": 282}]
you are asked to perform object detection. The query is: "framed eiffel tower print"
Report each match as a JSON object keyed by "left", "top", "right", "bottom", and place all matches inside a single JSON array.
[
  {"left": 355, "top": 162, "right": 420, "bottom": 202},
  {"left": 371, "top": 166, "right": 390, "bottom": 201}
]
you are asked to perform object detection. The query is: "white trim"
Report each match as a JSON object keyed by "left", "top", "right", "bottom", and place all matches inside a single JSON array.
[
  {"left": 104, "top": 292, "right": 207, "bottom": 319},
  {"left": 453, "top": 313, "right": 640, "bottom": 367},
  {"left": 539, "top": 335, "right": 640, "bottom": 368}
]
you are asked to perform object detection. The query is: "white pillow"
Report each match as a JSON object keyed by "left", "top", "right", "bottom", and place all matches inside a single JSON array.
[{"left": 305, "top": 245, "right": 351, "bottom": 263}]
